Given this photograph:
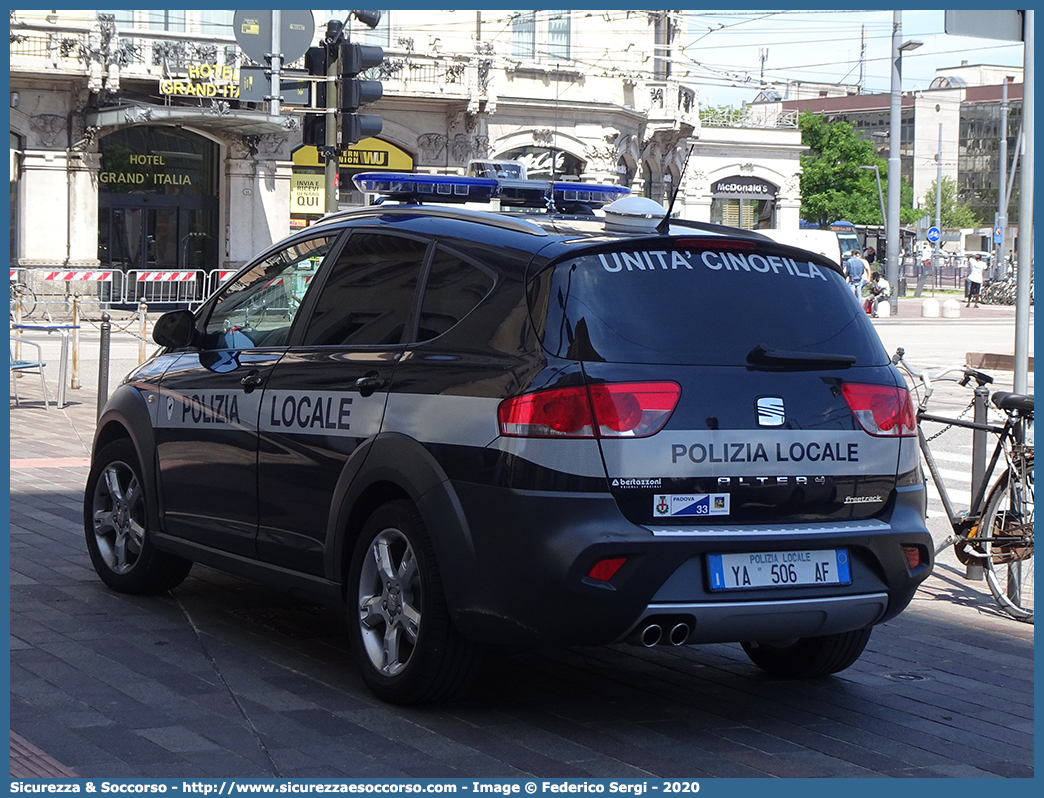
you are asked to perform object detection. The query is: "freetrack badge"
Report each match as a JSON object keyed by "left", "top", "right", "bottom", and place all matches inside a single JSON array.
[{"left": 653, "top": 493, "right": 730, "bottom": 517}]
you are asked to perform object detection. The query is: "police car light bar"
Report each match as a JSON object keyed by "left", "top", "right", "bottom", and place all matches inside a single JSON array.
[
  {"left": 353, "top": 173, "right": 497, "bottom": 203},
  {"left": 352, "top": 172, "right": 630, "bottom": 209}
]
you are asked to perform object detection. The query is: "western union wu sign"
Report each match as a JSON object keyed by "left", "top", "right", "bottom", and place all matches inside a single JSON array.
[{"left": 291, "top": 138, "right": 414, "bottom": 171}]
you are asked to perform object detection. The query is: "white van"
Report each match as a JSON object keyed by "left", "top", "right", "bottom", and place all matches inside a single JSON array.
[{"left": 758, "top": 228, "right": 845, "bottom": 266}]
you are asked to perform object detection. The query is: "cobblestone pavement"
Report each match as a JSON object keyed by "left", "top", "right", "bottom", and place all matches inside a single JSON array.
[{"left": 8, "top": 313, "right": 1033, "bottom": 779}]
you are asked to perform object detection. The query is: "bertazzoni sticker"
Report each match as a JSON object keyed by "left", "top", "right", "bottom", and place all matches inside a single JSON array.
[{"left": 654, "top": 493, "right": 730, "bottom": 518}]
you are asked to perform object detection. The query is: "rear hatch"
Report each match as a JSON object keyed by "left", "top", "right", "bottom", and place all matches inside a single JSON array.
[{"left": 527, "top": 235, "right": 915, "bottom": 526}]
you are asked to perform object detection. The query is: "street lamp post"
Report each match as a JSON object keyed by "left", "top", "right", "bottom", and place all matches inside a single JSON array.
[
  {"left": 886, "top": 11, "right": 922, "bottom": 315},
  {"left": 859, "top": 163, "right": 886, "bottom": 232}
]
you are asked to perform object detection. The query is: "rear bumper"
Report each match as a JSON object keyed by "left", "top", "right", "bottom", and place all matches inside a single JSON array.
[
  {"left": 624, "top": 592, "right": 890, "bottom": 646},
  {"left": 438, "top": 480, "right": 932, "bottom": 647}
]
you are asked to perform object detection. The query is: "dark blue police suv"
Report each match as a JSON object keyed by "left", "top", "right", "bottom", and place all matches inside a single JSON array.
[{"left": 84, "top": 174, "right": 932, "bottom": 704}]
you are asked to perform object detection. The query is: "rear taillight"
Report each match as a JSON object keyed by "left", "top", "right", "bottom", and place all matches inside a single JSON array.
[
  {"left": 498, "top": 382, "right": 680, "bottom": 438},
  {"left": 841, "top": 383, "right": 917, "bottom": 437}
]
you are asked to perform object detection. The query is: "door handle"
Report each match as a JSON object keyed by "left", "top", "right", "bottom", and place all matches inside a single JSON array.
[
  {"left": 354, "top": 372, "right": 387, "bottom": 397},
  {"left": 240, "top": 370, "right": 265, "bottom": 393}
]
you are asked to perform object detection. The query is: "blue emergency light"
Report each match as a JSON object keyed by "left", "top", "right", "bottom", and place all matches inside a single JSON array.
[
  {"left": 352, "top": 173, "right": 497, "bottom": 203},
  {"left": 352, "top": 172, "right": 630, "bottom": 209}
]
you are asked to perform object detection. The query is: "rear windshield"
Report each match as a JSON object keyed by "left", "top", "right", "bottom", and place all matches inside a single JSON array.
[{"left": 530, "top": 241, "right": 888, "bottom": 366}]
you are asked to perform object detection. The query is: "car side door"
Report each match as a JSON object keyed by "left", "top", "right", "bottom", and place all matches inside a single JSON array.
[
  {"left": 154, "top": 234, "right": 339, "bottom": 557},
  {"left": 255, "top": 231, "right": 431, "bottom": 575}
]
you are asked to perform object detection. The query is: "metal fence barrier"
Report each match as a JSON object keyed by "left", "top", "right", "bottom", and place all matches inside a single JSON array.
[
  {"left": 11, "top": 268, "right": 225, "bottom": 319},
  {"left": 124, "top": 269, "right": 204, "bottom": 306},
  {"left": 205, "top": 269, "right": 238, "bottom": 298}
]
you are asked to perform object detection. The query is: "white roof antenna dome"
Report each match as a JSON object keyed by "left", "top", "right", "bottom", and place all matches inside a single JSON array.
[{"left": 602, "top": 195, "right": 667, "bottom": 232}]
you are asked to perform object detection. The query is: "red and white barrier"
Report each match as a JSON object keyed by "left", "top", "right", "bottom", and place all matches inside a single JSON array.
[
  {"left": 43, "top": 271, "right": 114, "bottom": 282},
  {"left": 135, "top": 271, "right": 196, "bottom": 282}
]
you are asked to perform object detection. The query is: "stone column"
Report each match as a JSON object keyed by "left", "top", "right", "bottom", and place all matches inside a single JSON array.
[
  {"left": 67, "top": 149, "right": 101, "bottom": 268},
  {"left": 224, "top": 134, "right": 293, "bottom": 269}
]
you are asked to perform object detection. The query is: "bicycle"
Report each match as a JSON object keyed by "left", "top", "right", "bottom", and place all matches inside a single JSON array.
[
  {"left": 893, "top": 348, "right": 1033, "bottom": 622},
  {"left": 10, "top": 280, "right": 37, "bottom": 318}
]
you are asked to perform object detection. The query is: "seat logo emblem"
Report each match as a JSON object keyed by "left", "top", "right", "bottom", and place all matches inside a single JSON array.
[{"left": 757, "top": 397, "right": 785, "bottom": 426}]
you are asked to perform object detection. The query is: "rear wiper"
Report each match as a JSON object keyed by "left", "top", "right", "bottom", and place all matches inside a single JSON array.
[{"left": 747, "top": 343, "right": 856, "bottom": 369}]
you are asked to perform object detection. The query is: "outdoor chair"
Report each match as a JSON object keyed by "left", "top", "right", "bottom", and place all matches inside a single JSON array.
[{"left": 10, "top": 335, "right": 50, "bottom": 409}]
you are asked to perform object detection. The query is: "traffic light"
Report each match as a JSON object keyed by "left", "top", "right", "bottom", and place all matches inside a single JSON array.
[
  {"left": 340, "top": 42, "right": 383, "bottom": 144},
  {"left": 302, "top": 115, "right": 326, "bottom": 148},
  {"left": 304, "top": 45, "right": 327, "bottom": 105},
  {"left": 302, "top": 45, "right": 327, "bottom": 147}
]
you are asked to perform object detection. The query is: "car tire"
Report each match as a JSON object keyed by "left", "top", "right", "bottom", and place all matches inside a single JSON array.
[
  {"left": 347, "top": 500, "right": 479, "bottom": 704},
  {"left": 741, "top": 626, "right": 872, "bottom": 678},
  {"left": 84, "top": 439, "right": 193, "bottom": 594}
]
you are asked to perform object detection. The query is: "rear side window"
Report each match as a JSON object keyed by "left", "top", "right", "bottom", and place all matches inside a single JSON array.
[
  {"left": 416, "top": 247, "right": 495, "bottom": 341},
  {"left": 532, "top": 242, "right": 887, "bottom": 366},
  {"left": 302, "top": 233, "right": 428, "bottom": 347}
]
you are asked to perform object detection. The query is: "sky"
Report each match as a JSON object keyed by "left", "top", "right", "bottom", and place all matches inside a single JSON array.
[{"left": 677, "top": 9, "right": 1026, "bottom": 107}]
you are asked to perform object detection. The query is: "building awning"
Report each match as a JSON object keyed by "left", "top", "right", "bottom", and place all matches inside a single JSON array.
[{"left": 86, "top": 103, "right": 298, "bottom": 136}]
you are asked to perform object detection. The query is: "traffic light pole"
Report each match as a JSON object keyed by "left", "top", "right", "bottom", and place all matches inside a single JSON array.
[
  {"left": 324, "top": 41, "right": 338, "bottom": 213},
  {"left": 269, "top": 10, "right": 282, "bottom": 119}
]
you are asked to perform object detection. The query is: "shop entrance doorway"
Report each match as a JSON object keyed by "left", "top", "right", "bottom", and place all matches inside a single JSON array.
[{"left": 98, "top": 126, "right": 219, "bottom": 305}]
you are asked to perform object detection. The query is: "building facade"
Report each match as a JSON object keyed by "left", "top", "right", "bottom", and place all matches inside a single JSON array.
[
  {"left": 10, "top": 9, "right": 804, "bottom": 297},
  {"left": 756, "top": 63, "right": 1024, "bottom": 254}
]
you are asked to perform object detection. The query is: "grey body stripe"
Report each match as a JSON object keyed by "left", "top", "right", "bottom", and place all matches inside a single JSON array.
[
  {"left": 386, "top": 393, "right": 608, "bottom": 478},
  {"left": 383, "top": 393, "right": 501, "bottom": 445},
  {"left": 601, "top": 430, "right": 897, "bottom": 477}
]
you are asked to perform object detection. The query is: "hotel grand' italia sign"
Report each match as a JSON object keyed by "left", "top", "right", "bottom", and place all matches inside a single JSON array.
[
  {"left": 99, "top": 153, "right": 194, "bottom": 188},
  {"left": 159, "top": 63, "right": 242, "bottom": 99}
]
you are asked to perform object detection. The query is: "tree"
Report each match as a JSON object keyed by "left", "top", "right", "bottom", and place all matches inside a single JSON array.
[
  {"left": 899, "top": 182, "right": 923, "bottom": 226},
  {"left": 797, "top": 111, "right": 919, "bottom": 227},
  {"left": 798, "top": 111, "right": 883, "bottom": 226},
  {"left": 920, "top": 176, "right": 982, "bottom": 228}
]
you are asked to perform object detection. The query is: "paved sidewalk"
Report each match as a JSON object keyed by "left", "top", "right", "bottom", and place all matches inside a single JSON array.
[{"left": 8, "top": 369, "right": 1034, "bottom": 779}]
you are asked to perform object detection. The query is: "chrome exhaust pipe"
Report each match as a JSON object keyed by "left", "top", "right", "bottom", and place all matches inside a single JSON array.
[
  {"left": 640, "top": 623, "right": 663, "bottom": 647},
  {"left": 668, "top": 622, "right": 690, "bottom": 646}
]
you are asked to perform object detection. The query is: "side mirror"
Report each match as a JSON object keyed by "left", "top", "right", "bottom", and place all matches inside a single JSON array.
[{"left": 152, "top": 309, "right": 197, "bottom": 349}]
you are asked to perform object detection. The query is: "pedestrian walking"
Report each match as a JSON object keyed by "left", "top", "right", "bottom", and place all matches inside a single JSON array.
[
  {"left": 844, "top": 249, "right": 869, "bottom": 300},
  {"left": 966, "top": 254, "right": 984, "bottom": 307},
  {"left": 865, "top": 245, "right": 876, "bottom": 265}
]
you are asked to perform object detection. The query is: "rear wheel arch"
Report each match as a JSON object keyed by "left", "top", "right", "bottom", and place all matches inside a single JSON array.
[
  {"left": 335, "top": 479, "right": 412, "bottom": 593},
  {"left": 346, "top": 498, "right": 480, "bottom": 703},
  {"left": 326, "top": 434, "right": 478, "bottom": 627}
]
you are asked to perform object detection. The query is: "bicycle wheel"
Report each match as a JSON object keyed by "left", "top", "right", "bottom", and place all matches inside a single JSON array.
[
  {"left": 979, "top": 454, "right": 1033, "bottom": 622},
  {"left": 11, "top": 283, "right": 36, "bottom": 317}
]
